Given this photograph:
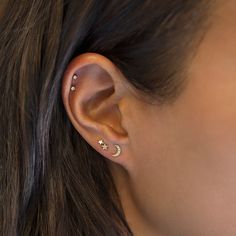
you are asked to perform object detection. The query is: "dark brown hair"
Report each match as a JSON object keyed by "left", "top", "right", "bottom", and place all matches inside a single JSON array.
[{"left": 0, "top": 0, "right": 213, "bottom": 235}]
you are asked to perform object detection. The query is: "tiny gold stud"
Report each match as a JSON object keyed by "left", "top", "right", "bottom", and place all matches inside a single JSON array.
[
  {"left": 111, "top": 144, "right": 122, "bottom": 157},
  {"left": 98, "top": 139, "right": 109, "bottom": 150}
]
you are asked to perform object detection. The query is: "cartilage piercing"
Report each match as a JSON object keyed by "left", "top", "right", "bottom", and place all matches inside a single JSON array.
[{"left": 70, "top": 73, "right": 78, "bottom": 91}]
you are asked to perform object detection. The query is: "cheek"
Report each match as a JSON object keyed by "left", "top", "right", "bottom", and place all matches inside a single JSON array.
[
  {"left": 127, "top": 2, "right": 236, "bottom": 233},
  {"left": 164, "top": 86, "right": 236, "bottom": 235},
  {"left": 128, "top": 77, "right": 236, "bottom": 235},
  {"left": 176, "top": 75, "right": 236, "bottom": 234}
]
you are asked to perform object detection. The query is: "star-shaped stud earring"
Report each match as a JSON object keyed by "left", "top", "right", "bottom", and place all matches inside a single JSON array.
[
  {"left": 98, "top": 139, "right": 109, "bottom": 150},
  {"left": 102, "top": 143, "right": 108, "bottom": 150}
]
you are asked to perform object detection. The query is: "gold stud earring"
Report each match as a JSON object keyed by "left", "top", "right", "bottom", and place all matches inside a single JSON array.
[
  {"left": 111, "top": 144, "right": 122, "bottom": 157},
  {"left": 98, "top": 139, "right": 109, "bottom": 150},
  {"left": 98, "top": 139, "right": 122, "bottom": 157}
]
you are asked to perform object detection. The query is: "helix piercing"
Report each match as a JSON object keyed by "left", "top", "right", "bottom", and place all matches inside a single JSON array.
[
  {"left": 70, "top": 86, "right": 76, "bottom": 91},
  {"left": 70, "top": 73, "right": 78, "bottom": 91},
  {"left": 72, "top": 74, "right": 78, "bottom": 80}
]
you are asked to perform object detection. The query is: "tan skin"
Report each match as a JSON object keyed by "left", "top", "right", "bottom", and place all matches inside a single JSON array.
[{"left": 62, "top": 1, "right": 236, "bottom": 235}]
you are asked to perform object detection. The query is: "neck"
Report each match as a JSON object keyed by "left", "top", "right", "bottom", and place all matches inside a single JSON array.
[{"left": 107, "top": 161, "right": 163, "bottom": 236}]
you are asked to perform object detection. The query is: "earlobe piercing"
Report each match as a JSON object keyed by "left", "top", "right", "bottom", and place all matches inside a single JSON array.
[
  {"left": 98, "top": 139, "right": 109, "bottom": 150},
  {"left": 111, "top": 144, "right": 122, "bottom": 157},
  {"left": 97, "top": 139, "right": 122, "bottom": 157}
]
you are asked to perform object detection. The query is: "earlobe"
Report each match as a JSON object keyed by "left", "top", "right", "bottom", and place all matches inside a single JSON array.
[{"left": 61, "top": 53, "right": 130, "bottom": 162}]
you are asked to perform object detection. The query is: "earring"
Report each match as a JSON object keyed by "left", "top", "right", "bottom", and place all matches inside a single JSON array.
[
  {"left": 98, "top": 139, "right": 109, "bottom": 150},
  {"left": 70, "top": 86, "right": 76, "bottom": 91},
  {"left": 70, "top": 73, "right": 78, "bottom": 91},
  {"left": 111, "top": 144, "right": 122, "bottom": 157},
  {"left": 98, "top": 139, "right": 122, "bottom": 157}
]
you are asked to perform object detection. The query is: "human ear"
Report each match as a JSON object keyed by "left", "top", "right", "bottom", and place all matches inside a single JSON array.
[{"left": 61, "top": 52, "right": 131, "bottom": 165}]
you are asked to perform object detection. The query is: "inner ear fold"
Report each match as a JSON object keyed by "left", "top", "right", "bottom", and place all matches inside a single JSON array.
[
  {"left": 84, "top": 67, "right": 116, "bottom": 117},
  {"left": 85, "top": 82, "right": 122, "bottom": 133},
  {"left": 87, "top": 85, "right": 117, "bottom": 122}
]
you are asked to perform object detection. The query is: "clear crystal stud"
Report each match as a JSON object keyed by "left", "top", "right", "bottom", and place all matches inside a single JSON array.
[
  {"left": 70, "top": 86, "right": 76, "bottom": 91},
  {"left": 72, "top": 74, "right": 78, "bottom": 80}
]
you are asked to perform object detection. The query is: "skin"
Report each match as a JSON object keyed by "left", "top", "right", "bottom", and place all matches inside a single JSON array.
[{"left": 62, "top": 1, "right": 236, "bottom": 235}]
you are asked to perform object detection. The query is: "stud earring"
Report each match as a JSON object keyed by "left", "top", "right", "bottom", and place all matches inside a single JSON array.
[
  {"left": 70, "top": 73, "right": 78, "bottom": 91},
  {"left": 98, "top": 139, "right": 122, "bottom": 157},
  {"left": 72, "top": 74, "right": 78, "bottom": 80},
  {"left": 70, "top": 86, "right": 76, "bottom": 91},
  {"left": 111, "top": 144, "right": 122, "bottom": 157},
  {"left": 98, "top": 139, "right": 109, "bottom": 150}
]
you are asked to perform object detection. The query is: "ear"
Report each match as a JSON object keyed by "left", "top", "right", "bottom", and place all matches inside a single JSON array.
[{"left": 61, "top": 52, "right": 132, "bottom": 165}]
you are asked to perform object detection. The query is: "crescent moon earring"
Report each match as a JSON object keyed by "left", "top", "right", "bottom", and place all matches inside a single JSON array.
[
  {"left": 98, "top": 139, "right": 122, "bottom": 157},
  {"left": 111, "top": 144, "right": 122, "bottom": 157}
]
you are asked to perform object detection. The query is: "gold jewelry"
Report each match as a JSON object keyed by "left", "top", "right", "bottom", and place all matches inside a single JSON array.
[
  {"left": 98, "top": 139, "right": 109, "bottom": 150},
  {"left": 111, "top": 144, "right": 122, "bottom": 157},
  {"left": 98, "top": 139, "right": 122, "bottom": 157}
]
